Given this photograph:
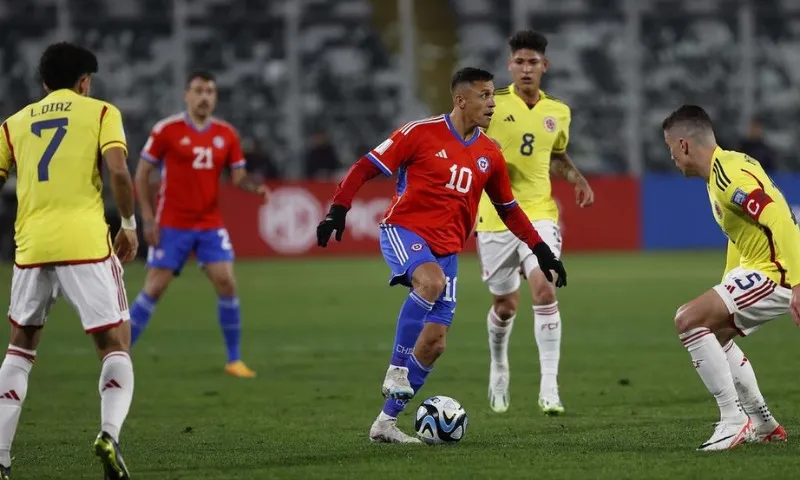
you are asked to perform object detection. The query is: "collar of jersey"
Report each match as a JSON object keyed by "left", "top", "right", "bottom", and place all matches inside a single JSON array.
[
  {"left": 183, "top": 111, "right": 212, "bottom": 133},
  {"left": 46, "top": 88, "right": 80, "bottom": 98},
  {"left": 444, "top": 113, "right": 480, "bottom": 147},
  {"left": 508, "top": 84, "right": 546, "bottom": 109}
]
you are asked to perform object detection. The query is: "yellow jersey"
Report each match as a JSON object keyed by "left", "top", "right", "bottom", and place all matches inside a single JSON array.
[
  {"left": 708, "top": 146, "right": 800, "bottom": 288},
  {"left": 477, "top": 86, "right": 571, "bottom": 231},
  {"left": 0, "top": 89, "right": 128, "bottom": 267}
]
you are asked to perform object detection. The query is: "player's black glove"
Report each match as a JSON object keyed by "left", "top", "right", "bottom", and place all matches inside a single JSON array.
[
  {"left": 531, "top": 242, "right": 567, "bottom": 287},
  {"left": 317, "top": 204, "right": 348, "bottom": 247}
]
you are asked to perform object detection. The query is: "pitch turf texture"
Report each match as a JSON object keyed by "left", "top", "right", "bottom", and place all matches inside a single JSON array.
[{"left": 1, "top": 251, "right": 797, "bottom": 479}]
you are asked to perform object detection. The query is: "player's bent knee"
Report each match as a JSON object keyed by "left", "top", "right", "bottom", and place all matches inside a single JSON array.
[
  {"left": 674, "top": 304, "right": 703, "bottom": 334},
  {"left": 92, "top": 324, "right": 130, "bottom": 359},
  {"left": 530, "top": 270, "right": 557, "bottom": 305},
  {"left": 144, "top": 268, "right": 174, "bottom": 299},
  {"left": 213, "top": 275, "right": 237, "bottom": 297},
  {"left": 493, "top": 296, "right": 518, "bottom": 320},
  {"left": 412, "top": 263, "right": 447, "bottom": 302}
]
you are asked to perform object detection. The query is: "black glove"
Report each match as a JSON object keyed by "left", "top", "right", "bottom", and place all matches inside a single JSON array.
[
  {"left": 317, "top": 204, "right": 348, "bottom": 247},
  {"left": 531, "top": 242, "right": 567, "bottom": 287}
]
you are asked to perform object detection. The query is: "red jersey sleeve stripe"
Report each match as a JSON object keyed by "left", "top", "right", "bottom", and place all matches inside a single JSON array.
[
  {"left": 2, "top": 122, "right": 15, "bottom": 161},
  {"left": 366, "top": 152, "right": 392, "bottom": 176},
  {"left": 230, "top": 159, "right": 247, "bottom": 169},
  {"left": 492, "top": 199, "right": 518, "bottom": 209}
]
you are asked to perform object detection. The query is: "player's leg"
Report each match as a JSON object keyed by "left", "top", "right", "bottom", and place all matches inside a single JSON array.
[
  {"left": 721, "top": 339, "right": 786, "bottom": 443},
  {"left": 378, "top": 226, "right": 445, "bottom": 401},
  {"left": 713, "top": 269, "right": 791, "bottom": 444},
  {"left": 0, "top": 267, "right": 54, "bottom": 474},
  {"left": 197, "top": 228, "right": 255, "bottom": 378},
  {"left": 129, "top": 227, "right": 192, "bottom": 345},
  {"left": 674, "top": 274, "right": 765, "bottom": 451},
  {"left": 521, "top": 220, "right": 564, "bottom": 415},
  {"left": 55, "top": 258, "right": 133, "bottom": 478},
  {"left": 477, "top": 231, "right": 522, "bottom": 413}
]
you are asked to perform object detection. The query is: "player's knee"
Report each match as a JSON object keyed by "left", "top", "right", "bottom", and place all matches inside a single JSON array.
[
  {"left": 415, "top": 268, "right": 446, "bottom": 303},
  {"left": 493, "top": 297, "right": 517, "bottom": 320},
  {"left": 531, "top": 272, "right": 557, "bottom": 305},
  {"left": 674, "top": 304, "right": 697, "bottom": 334},
  {"left": 213, "top": 275, "right": 237, "bottom": 297}
]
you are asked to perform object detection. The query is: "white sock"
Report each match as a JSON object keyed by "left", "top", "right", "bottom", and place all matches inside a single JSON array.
[
  {"left": 487, "top": 307, "right": 514, "bottom": 368},
  {"left": 0, "top": 346, "right": 35, "bottom": 467},
  {"left": 533, "top": 302, "right": 561, "bottom": 395},
  {"left": 99, "top": 352, "right": 134, "bottom": 442},
  {"left": 680, "top": 328, "right": 743, "bottom": 423},
  {"left": 723, "top": 340, "right": 777, "bottom": 431}
]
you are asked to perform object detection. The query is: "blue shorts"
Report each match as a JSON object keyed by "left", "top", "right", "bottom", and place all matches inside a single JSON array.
[
  {"left": 379, "top": 224, "right": 458, "bottom": 326},
  {"left": 147, "top": 227, "right": 234, "bottom": 274}
]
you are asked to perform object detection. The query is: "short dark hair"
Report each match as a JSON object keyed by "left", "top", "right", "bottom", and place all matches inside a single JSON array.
[
  {"left": 450, "top": 67, "right": 494, "bottom": 92},
  {"left": 662, "top": 104, "right": 715, "bottom": 134},
  {"left": 38, "top": 42, "right": 98, "bottom": 91},
  {"left": 187, "top": 70, "right": 215, "bottom": 87},
  {"left": 509, "top": 30, "right": 548, "bottom": 54}
]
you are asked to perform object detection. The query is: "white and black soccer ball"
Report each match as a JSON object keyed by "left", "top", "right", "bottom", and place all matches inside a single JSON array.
[{"left": 414, "top": 395, "right": 468, "bottom": 444}]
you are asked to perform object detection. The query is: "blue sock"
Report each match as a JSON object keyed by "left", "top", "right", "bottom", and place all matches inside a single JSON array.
[
  {"left": 390, "top": 291, "right": 434, "bottom": 367},
  {"left": 218, "top": 296, "right": 241, "bottom": 363},
  {"left": 130, "top": 292, "right": 157, "bottom": 346},
  {"left": 382, "top": 354, "right": 433, "bottom": 417}
]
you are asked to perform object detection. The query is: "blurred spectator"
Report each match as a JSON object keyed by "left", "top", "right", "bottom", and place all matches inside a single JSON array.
[
  {"left": 304, "top": 129, "right": 341, "bottom": 179},
  {"left": 737, "top": 119, "right": 776, "bottom": 172},
  {"left": 244, "top": 139, "right": 281, "bottom": 181}
]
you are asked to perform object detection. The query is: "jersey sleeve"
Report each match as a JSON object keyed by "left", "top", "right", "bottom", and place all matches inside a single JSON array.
[
  {"left": 0, "top": 122, "right": 13, "bottom": 180},
  {"left": 141, "top": 124, "right": 169, "bottom": 166},
  {"left": 227, "top": 128, "right": 247, "bottom": 170},
  {"left": 99, "top": 105, "right": 128, "bottom": 157},
  {"left": 483, "top": 151, "right": 518, "bottom": 209},
  {"left": 552, "top": 108, "right": 572, "bottom": 154},
  {"left": 364, "top": 126, "right": 416, "bottom": 176}
]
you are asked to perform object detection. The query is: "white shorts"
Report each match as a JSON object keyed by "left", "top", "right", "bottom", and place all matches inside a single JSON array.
[
  {"left": 712, "top": 267, "right": 791, "bottom": 336},
  {"left": 477, "top": 219, "right": 563, "bottom": 296},
  {"left": 8, "top": 256, "right": 130, "bottom": 333}
]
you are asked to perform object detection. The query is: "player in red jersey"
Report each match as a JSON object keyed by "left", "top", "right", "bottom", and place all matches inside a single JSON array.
[
  {"left": 317, "top": 67, "right": 568, "bottom": 443},
  {"left": 129, "top": 70, "right": 269, "bottom": 378}
]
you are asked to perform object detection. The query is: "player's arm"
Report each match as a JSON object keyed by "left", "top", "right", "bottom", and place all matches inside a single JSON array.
[
  {"left": 0, "top": 122, "right": 13, "bottom": 191},
  {"left": 317, "top": 128, "right": 412, "bottom": 247},
  {"left": 136, "top": 126, "right": 168, "bottom": 227},
  {"left": 549, "top": 111, "right": 593, "bottom": 207},
  {"left": 227, "top": 133, "right": 269, "bottom": 200},
  {"left": 722, "top": 239, "right": 740, "bottom": 281},
  {"left": 100, "top": 105, "right": 138, "bottom": 262},
  {"left": 485, "top": 153, "right": 566, "bottom": 286}
]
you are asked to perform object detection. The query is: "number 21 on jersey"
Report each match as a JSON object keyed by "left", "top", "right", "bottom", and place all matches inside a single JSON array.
[
  {"left": 445, "top": 164, "right": 473, "bottom": 193},
  {"left": 192, "top": 146, "right": 213, "bottom": 170}
]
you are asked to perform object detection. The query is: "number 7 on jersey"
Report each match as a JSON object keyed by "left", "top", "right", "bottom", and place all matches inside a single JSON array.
[{"left": 31, "top": 117, "right": 69, "bottom": 182}]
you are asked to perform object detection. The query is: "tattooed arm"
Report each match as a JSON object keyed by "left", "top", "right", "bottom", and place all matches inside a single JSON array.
[{"left": 550, "top": 152, "right": 594, "bottom": 207}]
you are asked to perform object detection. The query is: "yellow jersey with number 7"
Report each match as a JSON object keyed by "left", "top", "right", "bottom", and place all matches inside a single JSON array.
[
  {"left": 476, "top": 87, "right": 571, "bottom": 231},
  {"left": 0, "top": 89, "right": 128, "bottom": 266}
]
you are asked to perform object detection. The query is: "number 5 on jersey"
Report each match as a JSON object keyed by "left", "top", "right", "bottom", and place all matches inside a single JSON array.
[
  {"left": 31, "top": 117, "right": 69, "bottom": 182},
  {"left": 445, "top": 164, "right": 473, "bottom": 193}
]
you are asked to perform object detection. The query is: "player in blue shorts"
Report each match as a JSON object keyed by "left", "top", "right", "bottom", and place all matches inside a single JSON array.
[{"left": 130, "top": 71, "right": 269, "bottom": 377}]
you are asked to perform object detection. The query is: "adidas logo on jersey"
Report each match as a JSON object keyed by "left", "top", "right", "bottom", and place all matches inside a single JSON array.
[
  {"left": 504, "top": 115, "right": 515, "bottom": 122},
  {"left": 435, "top": 149, "right": 448, "bottom": 159}
]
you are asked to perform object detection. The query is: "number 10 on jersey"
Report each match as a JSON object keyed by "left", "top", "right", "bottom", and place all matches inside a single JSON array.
[{"left": 445, "top": 164, "right": 473, "bottom": 194}]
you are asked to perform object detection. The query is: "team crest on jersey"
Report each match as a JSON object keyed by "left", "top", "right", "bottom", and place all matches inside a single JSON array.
[
  {"left": 714, "top": 201, "right": 723, "bottom": 219},
  {"left": 544, "top": 116, "right": 557, "bottom": 132},
  {"left": 410, "top": 243, "right": 423, "bottom": 252},
  {"left": 477, "top": 156, "right": 490, "bottom": 173},
  {"left": 180, "top": 136, "right": 191, "bottom": 146},
  {"left": 213, "top": 136, "right": 225, "bottom": 149}
]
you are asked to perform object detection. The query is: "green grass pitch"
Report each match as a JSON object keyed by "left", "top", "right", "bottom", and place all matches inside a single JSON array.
[{"left": 0, "top": 251, "right": 798, "bottom": 479}]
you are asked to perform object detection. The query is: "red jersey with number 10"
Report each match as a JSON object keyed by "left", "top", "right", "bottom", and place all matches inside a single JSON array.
[
  {"left": 366, "top": 114, "right": 518, "bottom": 256},
  {"left": 141, "top": 113, "right": 246, "bottom": 229}
]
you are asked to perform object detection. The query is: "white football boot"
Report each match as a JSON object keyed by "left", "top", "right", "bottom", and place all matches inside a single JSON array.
[
  {"left": 369, "top": 415, "right": 422, "bottom": 444},
  {"left": 538, "top": 389, "right": 565, "bottom": 416},
  {"left": 381, "top": 366, "right": 414, "bottom": 400},
  {"left": 488, "top": 363, "right": 510, "bottom": 413},
  {"left": 744, "top": 404, "right": 788, "bottom": 443},
  {"left": 697, "top": 417, "right": 753, "bottom": 451}
]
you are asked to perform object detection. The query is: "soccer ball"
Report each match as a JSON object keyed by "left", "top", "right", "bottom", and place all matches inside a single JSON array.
[{"left": 414, "top": 395, "right": 468, "bottom": 444}]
